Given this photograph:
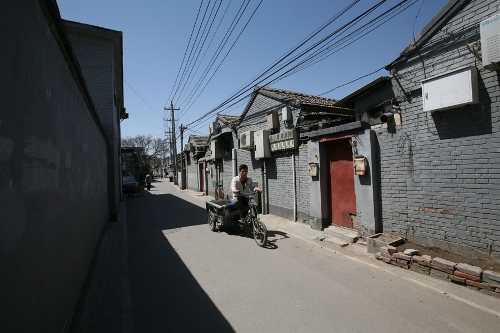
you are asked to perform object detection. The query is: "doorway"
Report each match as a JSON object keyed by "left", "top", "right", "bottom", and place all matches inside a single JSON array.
[
  {"left": 199, "top": 163, "right": 204, "bottom": 192},
  {"left": 326, "top": 138, "right": 356, "bottom": 228}
]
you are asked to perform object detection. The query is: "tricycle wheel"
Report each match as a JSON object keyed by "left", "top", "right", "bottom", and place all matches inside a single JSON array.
[
  {"left": 208, "top": 212, "right": 217, "bottom": 231},
  {"left": 253, "top": 219, "right": 267, "bottom": 247}
]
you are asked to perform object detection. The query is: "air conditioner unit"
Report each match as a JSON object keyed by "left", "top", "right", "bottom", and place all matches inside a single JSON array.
[
  {"left": 267, "top": 111, "right": 278, "bottom": 130},
  {"left": 480, "top": 13, "right": 500, "bottom": 71},
  {"left": 240, "top": 130, "right": 254, "bottom": 150},
  {"left": 254, "top": 129, "right": 271, "bottom": 159},
  {"left": 281, "top": 106, "right": 292, "bottom": 122}
]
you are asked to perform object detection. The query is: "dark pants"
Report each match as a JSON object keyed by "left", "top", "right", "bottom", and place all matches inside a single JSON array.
[
  {"left": 147, "top": 183, "right": 151, "bottom": 190},
  {"left": 237, "top": 197, "right": 249, "bottom": 219}
]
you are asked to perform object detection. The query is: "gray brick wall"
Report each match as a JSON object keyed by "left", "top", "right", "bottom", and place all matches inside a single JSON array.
[
  {"left": 1, "top": 2, "right": 110, "bottom": 329},
  {"left": 235, "top": 93, "right": 309, "bottom": 221},
  {"left": 68, "top": 33, "right": 120, "bottom": 219},
  {"left": 382, "top": 0, "right": 500, "bottom": 259},
  {"left": 69, "top": 37, "right": 115, "bottom": 141}
]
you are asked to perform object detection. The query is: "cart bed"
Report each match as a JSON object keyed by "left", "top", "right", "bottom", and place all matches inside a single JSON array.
[{"left": 206, "top": 200, "right": 230, "bottom": 216}]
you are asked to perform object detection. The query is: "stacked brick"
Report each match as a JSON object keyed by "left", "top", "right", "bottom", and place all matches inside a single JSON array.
[{"left": 375, "top": 248, "right": 500, "bottom": 299}]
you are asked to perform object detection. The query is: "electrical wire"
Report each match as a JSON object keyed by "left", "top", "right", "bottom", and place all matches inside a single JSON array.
[
  {"left": 186, "top": 0, "right": 394, "bottom": 127},
  {"left": 174, "top": 0, "right": 249, "bottom": 112},
  {"left": 165, "top": 0, "right": 205, "bottom": 107},
  {"left": 124, "top": 79, "right": 163, "bottom": 119},
  {"left": 127, "top": 113, "right": 164, "bottom": 131},
  {"left": 178, "top": 0, "right": 258, "bottom": 118},
  {"left": 172, "top": 0, "right": 214, "bottom": 103},
  {"left": 195, "top": 0, "right": 361, "bottom": 114},
  {"left": 275, "top": 0, "right": 419, "bottom": 83},
  {"left": 177, "top": 1, "right": 233, "bottom": 109},
  {"left": 180, "top": 0, "right": 263, "bottom": 118},
  {"left": 177, "top": 0, "right": 224, "bottom": 107},
  {"left": 174, "top": 0, "right": 220, "bottom": 105},
  {"left": 319, "top": 67, "right": 386, "bottom": 96}
]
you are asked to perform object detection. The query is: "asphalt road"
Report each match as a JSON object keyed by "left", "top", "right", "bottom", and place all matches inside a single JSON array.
[{"left": 127, "top": 179, "right": 500, "bottom": 332}]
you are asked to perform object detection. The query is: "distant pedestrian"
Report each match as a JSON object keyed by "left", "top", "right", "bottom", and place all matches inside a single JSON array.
[{"left": 145, "top": 173, "right": 152, "bottom": 191}]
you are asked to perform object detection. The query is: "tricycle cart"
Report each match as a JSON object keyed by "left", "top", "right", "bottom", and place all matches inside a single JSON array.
[{"left": 206, "top": 191, "right": 267, "bottom": 247}]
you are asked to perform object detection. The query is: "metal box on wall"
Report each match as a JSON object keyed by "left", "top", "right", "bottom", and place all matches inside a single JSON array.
[
  {"left": 254, "top": 129, "right": 271, "bottom": 159},
  {"left": 481, "top": 13, "right": 500, "bottom": 70},
  {"left": 281, "top": 106, "right": 292, "bottom": 122},
  {"left": 267, "top": 111, "right": 278, "bottom": 130},
  {"left": 421, "top": 66, "right": 479, "bottom": 112}
]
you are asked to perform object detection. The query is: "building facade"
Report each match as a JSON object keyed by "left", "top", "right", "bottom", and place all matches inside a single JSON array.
[
  {"left": 0, "top": 0, "right": 110, "bottom": 330},
  {"left": 64, "top": 20, "right": 126, "bottom": 220},
  {"left": 380, "top": 0, "right": 500, "bottom": 261}
]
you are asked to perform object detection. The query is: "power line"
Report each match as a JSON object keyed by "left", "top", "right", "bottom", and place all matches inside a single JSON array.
[
  {"left": 127, "top": 113, "right": 164, "bottom": 131},
  {"left": 177, "top": 0, "right": 232, "bottom": 110},
  {"left": 173, "top": 0, "right": 216, "bottom": 104},
  {"left": 180, "top": 0, "right": 263, "bottom": 118},
  {"left": 124, "top": 79, "right": 163, "bottom": 119},
  {"left": 182, "top": 0, "right": 359, "bottom": 123},
  {"left": 269, "top": 0, "right": 419, "bottom": 85},
  {"left": 177, "top": 0, "right": 256, "bottom": 118},
  {"left": 175, "top": 0, "right": 224, "bottom": 106},
  {"left": 319, "top": 67, "right": 385, "bottom": 96},
  {"left": 187, "top": 0, "right": 417, "bottom": 127},
  {"left": 186, "top": 0, "right": 387, "bottom": 127},
  {"left": 165, "top": 0, "right": 205, "bottom": 107}
]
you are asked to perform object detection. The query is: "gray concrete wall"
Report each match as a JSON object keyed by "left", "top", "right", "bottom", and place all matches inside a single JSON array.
[
  {"left": 0, "top": 0, "right": 110, "bottom": 330},
  {"left": 66, "top": 26, "right": 122, "bottom": 220},
  {"left": 185, "top": 153, "right": 200, "bottom": 192},
  {"left": 307, "top": 141, "right": 328, "bottom": 229},
  {"left": 352, "top": 130, "right": 381, "bottom": 237},
  {"left": 382, "top": 0, "right": 500, "bottom": 261}
]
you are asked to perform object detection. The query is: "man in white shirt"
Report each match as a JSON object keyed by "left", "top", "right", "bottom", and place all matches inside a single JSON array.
[{"left": 230, "top": 164, "right": 262, "bottom": 219}]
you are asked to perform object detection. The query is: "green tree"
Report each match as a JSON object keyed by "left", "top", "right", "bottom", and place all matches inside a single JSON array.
[{"left": 122, "top": 135, "right": 169, "bottom": 167}]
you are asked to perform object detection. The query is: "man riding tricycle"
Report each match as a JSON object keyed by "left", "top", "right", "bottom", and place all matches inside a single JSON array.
[{"left": 205, "top": 164, "right": 267, "bottom": 247}]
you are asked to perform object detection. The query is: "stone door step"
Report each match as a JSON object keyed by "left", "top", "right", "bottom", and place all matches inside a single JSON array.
[
  {"left": 323, "top": 236, "right": 349, "bottom": 248},
  {"left": 324, "top": 225, "right": 359, "bottom": 244}
]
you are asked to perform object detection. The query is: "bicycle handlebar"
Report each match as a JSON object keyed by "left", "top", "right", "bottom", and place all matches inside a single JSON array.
[{"left": 234, "top": 190, "right": 259, "bottom": 197}]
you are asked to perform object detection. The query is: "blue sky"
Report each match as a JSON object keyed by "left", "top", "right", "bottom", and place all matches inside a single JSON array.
[{"left": 57, "top": 0, "right": 448, "bottom": 142}]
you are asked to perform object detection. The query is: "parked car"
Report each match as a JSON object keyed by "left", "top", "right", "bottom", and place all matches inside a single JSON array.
[{"left": 123, "top": 175, "right": 140, "bottom": 195}]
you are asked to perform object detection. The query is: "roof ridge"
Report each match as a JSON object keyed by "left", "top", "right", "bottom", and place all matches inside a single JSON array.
[{"left": 260, "top": 86, "right": 338, "bottom": 102}]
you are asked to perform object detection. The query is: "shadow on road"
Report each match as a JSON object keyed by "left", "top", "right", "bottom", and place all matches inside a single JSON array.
[{"left": 127, "top": 192, "right": 235, "bottom": 332}]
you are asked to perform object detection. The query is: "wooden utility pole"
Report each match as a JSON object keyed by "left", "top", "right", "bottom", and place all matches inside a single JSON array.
[
  {"left": 164, "top": 129, "right": 172, "bottom": 179},
  {"left": 164, "top": 102, "right": 180, "bottom": 185},
  {"left": 180, "top": 124, "right": 188, "bottom": 190}
]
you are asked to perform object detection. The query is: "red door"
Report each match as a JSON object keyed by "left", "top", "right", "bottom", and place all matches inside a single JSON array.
[{"left": 327, "top": 139, "right": 356, "bottom": 228}]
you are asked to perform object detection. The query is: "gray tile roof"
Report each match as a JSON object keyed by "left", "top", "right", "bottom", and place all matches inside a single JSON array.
[
  {"left": 258, "top": 86, "right": 339, "bottom": 108},
  {"left": 189, "top": 135, "right": 209, "bottom": 149},
  {"left": 217, "top": 114, "right": 239, "bottom": 127}
]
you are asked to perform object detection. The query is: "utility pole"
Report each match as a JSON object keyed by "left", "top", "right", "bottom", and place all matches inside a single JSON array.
[
  {"left": 164, "top": 129, "right": 172, "bottom": 181},
  {"left": 164, "top": 102, "right": 180, "bottom": 185},
  {"left": 179, "top": 124, "right": 188, "bottom": 190}
]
